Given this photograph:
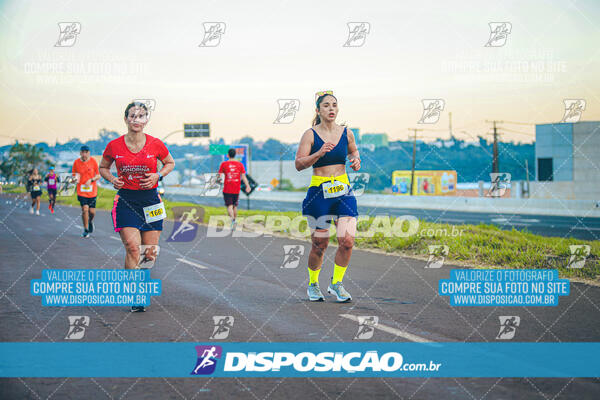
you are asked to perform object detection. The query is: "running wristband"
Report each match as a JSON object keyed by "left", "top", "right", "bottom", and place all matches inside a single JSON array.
[{"left": 158, "top": 172, "right": 163, "bottom": 181}]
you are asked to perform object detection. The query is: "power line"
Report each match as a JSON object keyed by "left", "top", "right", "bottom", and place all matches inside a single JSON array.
[{"left": 501, "top": 127, "right": 535, "bottom": 136}]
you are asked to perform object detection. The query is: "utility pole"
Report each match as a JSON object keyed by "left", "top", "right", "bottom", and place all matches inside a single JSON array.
[
  {"left": 409, "top": 128, "right": 422, "bottom": 196},
  {"left": 525, "top": 159, "right": 530, "bottom": 198},
  {"left": 486, "top": 120, "right": 503, "bottom": 173}
]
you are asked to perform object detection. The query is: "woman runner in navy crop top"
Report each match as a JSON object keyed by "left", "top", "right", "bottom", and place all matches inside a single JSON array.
[{"left": 294, "top": 92, "right": 361, "bottom": 303}]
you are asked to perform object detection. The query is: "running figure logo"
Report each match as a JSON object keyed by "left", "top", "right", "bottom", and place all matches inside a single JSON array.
[
  {"left": 426, "top": 245, "right": 449, "bottom": 269},
  {"left": 281, "top": 245, "right": 305, "bottom": 269},
  {"left": 131, "top": 99, "right": 156, "bottom": 122},
  {"left": 274, "top": 99, "right": 300, "bottom": 124},
  {"left": 167, "top": 206, "right": 205, "bottom": 242},
  {"left": 55, "top": 22, "right": 81, "bottom": 47},
  {"left": 488, "top": 173, "right": 511, "bottom": 197},
  {"left": 484, "top": 22, "right": 512, "bottom": 47},
  {"left": 354, "top": 316, "right": 378, "bottom": 339},
  {"left": 561, "top": 99, "right": 586, "bottom": 123},
  {"left": 343, "top": 22, "right": 370, "bottom": 47},
  {"left": 191, "top": 345, "right": 222, "bottom": 375},
  {"left": 418, "top": 99, "right": 445, "bottom": 124},
  {"left": 199, "top": 22, "right": 226, "bottom": 47},
  {"left": 496, "top": 316, "right": 520, "bottom": 340},
  {"left": 567, "top": 245, "right": 590, "bottom": 269},
  {"left": 65, "top": 316, "right": 90, "bottom": 340},
  {"left": 57, "top": 173, "right": 79, "bottom": 196},
  {"left": 137, "top": 245, "right": 160, "bottom": 269},
  {"left": 202, "top": 173, "right": 224, "bottom": 196},
  {"left": 349, "top": 173, "right": 370, "bottom": 196},
  {"left": 210, "top": 316, "right": 234, "bottom": 339}
]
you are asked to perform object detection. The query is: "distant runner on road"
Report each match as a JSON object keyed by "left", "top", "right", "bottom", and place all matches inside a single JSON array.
[
  {"left": 72, "top": 145, "right": 100, "bottom": 238},
  {"left": 27, "top": 168, "right": 43, "bottom": 215},
  {"left": 218, "top": 148, "right": 250, "bottom": 228},
  {"left": 44, "top": 166, "right": 59, "bottom": 213}
]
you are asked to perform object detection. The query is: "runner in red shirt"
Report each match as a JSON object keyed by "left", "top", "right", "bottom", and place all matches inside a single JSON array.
[
  {"left": 218, "top": 148, "right": 250, "bottom": 228},
  {"left": 99, "top": 101, "right": 175, "bottom": 312}
]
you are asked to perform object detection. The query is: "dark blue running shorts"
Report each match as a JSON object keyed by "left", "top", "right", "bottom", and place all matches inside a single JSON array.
[
  {"left": 112, "top": 188, "right": 163, "bottom": 232},
  {"left": 302, "top": 185, "right": 358, "bottom": 230}
]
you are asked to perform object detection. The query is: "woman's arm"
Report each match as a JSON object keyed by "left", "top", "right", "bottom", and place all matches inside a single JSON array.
[
  {"left": 347, "top": 129, "right": 361, "bottom": 171},
  {"left": 139, "top": 153, "right": 175, "bottom": 189},
  {"left": 158, "top": 153, "right": 175, "bottom": 177},
  {"left": 99, "top": 157, "right": 123, "bottom": 189}
]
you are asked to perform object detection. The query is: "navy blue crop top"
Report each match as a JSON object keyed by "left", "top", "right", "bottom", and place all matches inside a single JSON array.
[{"left": 310, "top": 127, "right": 348, "bottom": 168}]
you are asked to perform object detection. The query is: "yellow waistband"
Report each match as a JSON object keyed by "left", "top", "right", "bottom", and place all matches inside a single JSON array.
[{"left": 309, "top": 173, "right": 350, "bottom": 187}]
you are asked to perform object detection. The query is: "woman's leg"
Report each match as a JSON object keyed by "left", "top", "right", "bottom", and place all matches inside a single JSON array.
[
  {"left": 35, "top": 195, "right": 41, "bottom": 211},
  {"left": 334, "top": 216, "right": 357, "bottom": 268},
  {"left": 119, "top": 227, "right": 142, "bottom": 269},
  {"left": 326, "top": 216, "right": 356, "bottom": 302},
  {"left": 140, "top": 230, "right": 161, "bottom": 262},
  {"left": 308, "top": 230, "right": 329, "bottom": 273}
]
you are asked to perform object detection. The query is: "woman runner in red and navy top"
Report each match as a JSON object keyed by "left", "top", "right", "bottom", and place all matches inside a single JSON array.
[{"left": 99, "top": 102, "right": 175, "bottom": 311}]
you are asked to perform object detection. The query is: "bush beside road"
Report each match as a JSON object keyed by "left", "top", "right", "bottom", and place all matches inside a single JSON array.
[{"left": 3, "top": 184, "right": 598, "bottom": 282}]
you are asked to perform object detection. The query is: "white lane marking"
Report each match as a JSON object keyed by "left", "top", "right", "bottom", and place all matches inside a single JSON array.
[
  {"left": 55, "top": 218, "right": 62, "bottom": 221},
  {"left": 339, "top": 314, "right": 432, "bottom": 343},
  {"left": 110, "top": 236, "right": 121, "bottom": 241},
  {"left": 176, "top": 257, "right": 209, "bottom": 269},
  {"left": 75, "top": 225, "right": 83, "bottom": 229}
]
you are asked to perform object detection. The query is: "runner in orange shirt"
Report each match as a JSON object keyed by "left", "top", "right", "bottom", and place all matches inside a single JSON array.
[{"left": 72, "top": 145, "right": 101, "bottom": 238}]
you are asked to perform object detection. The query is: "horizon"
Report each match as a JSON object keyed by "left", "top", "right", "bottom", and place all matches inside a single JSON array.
[{"left": 1, "top": 0, "right": 599, "bottom": 146}]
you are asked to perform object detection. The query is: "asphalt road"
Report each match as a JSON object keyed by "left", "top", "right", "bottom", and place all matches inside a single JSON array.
[
  {"left": 1, "top": 194, "right": 600, "bottom": 399},
  {"left": 166, "top": 194, "right": 600, "bottom": 241}
]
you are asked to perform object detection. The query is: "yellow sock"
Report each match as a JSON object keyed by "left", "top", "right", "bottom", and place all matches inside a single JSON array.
[
  {"left": 308, "top": 267, "right": 321, "bottom": 284},
  {"left": 332, "top": 263, "right": 347, "bottom": 284}
]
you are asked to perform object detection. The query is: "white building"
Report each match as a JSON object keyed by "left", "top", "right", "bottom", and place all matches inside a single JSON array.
[{"left": 529, "top": 121, "right": 600, "bottom": 200}]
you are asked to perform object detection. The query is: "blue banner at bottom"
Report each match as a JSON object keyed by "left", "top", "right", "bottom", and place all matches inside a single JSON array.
[{"left": 0, "top": 342, "right": 599, "bottom": 378}]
